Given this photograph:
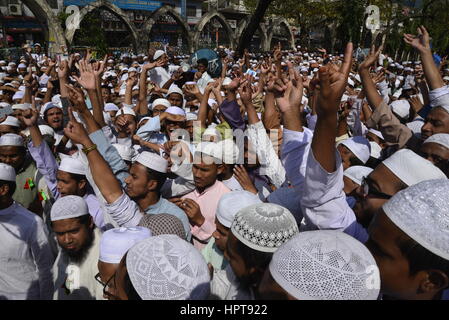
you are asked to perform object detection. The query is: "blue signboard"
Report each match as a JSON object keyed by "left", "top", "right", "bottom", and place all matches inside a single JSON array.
[{"left": 63, "top": 0, "right": 162, "bottom": 11}]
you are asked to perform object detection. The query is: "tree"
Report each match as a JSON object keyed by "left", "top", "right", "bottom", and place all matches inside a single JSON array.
[{"left": 236, "top": 0, "right": 275, "bottom": 57}]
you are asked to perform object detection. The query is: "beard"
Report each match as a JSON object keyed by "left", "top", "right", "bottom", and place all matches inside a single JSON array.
[{"left": 64, "top": 231, "right": 95, "bottom": 264}]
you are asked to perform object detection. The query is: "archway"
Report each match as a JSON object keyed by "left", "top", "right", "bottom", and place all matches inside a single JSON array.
[
  {"left": 235, "top": 17, "right": 268, "bottom": 52},
  {"left": 267, "top": 18, "right": 295, "bottom": 50},
  {"left": 142, "top": 5, "right": 193, "bottom": 54},
  {"left": 19, "top": 0, "right": 67, "bottom": 54},
  {"left": 193, "top": 11, "right": 235, "bottom": 50},
  {"left": 66, "top": 0, "right": 139, "bottom": 52}
]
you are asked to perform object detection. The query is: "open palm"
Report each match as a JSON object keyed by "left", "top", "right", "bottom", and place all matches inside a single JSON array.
[{"left": 404, "top": 26, "right": 430, "bottom": 52}]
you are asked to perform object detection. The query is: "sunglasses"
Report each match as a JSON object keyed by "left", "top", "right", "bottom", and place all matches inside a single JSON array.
[{"left": 361, "top": 177, "right": 393, "bottom": 200}]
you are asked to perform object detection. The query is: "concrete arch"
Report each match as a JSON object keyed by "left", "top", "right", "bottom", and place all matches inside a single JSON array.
[
  {"left": 65, "top": 0, "right": 139, "bottom": 51},
  {"left": 141, "top": 5, "right": 193, "bottom": 53},
  {"left": 267, "top": 18, "right": 295, "bottom": 50},
  {"left": 193, "top": 10, "right": 235, "bottom": 50},
  {"left": 20, "top": 0, "right": 67, "bottom": 54}
]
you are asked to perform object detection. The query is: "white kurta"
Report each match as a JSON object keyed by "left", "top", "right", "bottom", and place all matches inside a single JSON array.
[
  {"left": 0, "top": 202, "right": 54, "bottom": 300},
  {"left": 52, "top": 229, "right": 104, "bottom": 300}
]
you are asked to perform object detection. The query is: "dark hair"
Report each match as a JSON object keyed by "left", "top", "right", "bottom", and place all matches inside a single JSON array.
[
  {"left": 145, "top": 168, "right": 167, "bottom": 193},
  {"left": 197, "top": 59, "right": 208, "bottom": 68},
  {"left": 398, "top": 237, "right": 449, "bottom": 287},
  {"left": 349, "top": 155, "right": 365, "bottom": 167},
  {"left": 0, "top": 180, "right": 16, "bottom": 196},
  {"left": 68, "top": 172, "right": 87, "bottom": 183}
]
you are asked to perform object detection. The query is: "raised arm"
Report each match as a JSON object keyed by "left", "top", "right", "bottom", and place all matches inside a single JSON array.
[
  {"left": 358, "top": 45, "right": 384, "bottom": 110},
  {"left": 404, "top": 26, "right": 445, "bottom": 90}
]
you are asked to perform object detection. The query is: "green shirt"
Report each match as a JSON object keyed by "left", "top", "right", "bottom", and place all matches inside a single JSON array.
[{"left": 13, "top": 158, "right": 39, "bottom": 210}]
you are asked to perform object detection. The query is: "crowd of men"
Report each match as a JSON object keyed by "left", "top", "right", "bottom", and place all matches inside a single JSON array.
[{"left": 0, "top": 25, "right": 449, "bottom": 300}]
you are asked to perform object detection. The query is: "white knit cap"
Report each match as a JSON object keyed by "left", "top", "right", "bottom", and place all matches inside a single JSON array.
[
  {"left": 390, "top": 100, "right": 410, "bottom": 119},
  {"left": 0, "top": 163, "right": 16, "bottom": 181},
  {"left": 340, "top": 136, "right": 371, "bottom": 164},
  {"left": 112, "top": 143, "right": 135, "bottom": 162},
  {"left": 104, "top": 103, "right": 119, "bottom": 112},
  {"left": 269, "top": 230, "right": 380, "bottom": 300},
  {"left": 165, "top": 106, "right": 186, "bottom": 117},
  {"left": 266, "top": 187, "right": 303, "bottom": 225},
  {"left": 117, "top": 106, "right": 136, "bottom": 117},
  {"left": 99, "top": 227, "right": 152, "bottom": 264},
  {"left": 0, "top": 116, "right": 20, "bottom": 127},
  {"left": 12, "top": 91, "right": 24, "bottom": 101},
  {"left": 217, "top": 191, "right": 262, "bottom": 228},
  {"left": 423, "top": 133, "right": 449, "bottom": 150},
  {"left": 383, "top": 179, "right": 449, "bottom": 260},
  {"left": 136, "top": 151, "right": 168, "bottom": 173},
  {"left": 12, "top": 103, "right": 31, "bottom": 111},
  {"left": 406, "top": 120, "right": 424, "bottom": 134},
  {"left": 152, "top": 98, "right": 171, "bottom": 109},
  {"left": 126, "top": 234, "right": 210, "bottom": 300},
  {"left": 344, "top": 166, "right": 374, "bottom": 186},
  {"left": 382, "top": 149, "right": 447, "bottom": 187},
  {"left": 42, "top": 102, "right": 61, "bottom": 114},
  {"left": 0, "top": 133, "right": 23, "bottom": 147},
  {"left": 153, "top": 50, "right": 165, "bottom": 61},
  {"left": 231, "top": 203, "right": 299, "bottom": 253},
  {"left": 58, "top": 157, "right": 86, "bottom": 176},
  {"left": 50, "top": 195, "right": 89, "bottom": 221},
  {"left": 167, "top": 86, "right": 184, "bottom": 98},
  {"left": 368, "top": 128, "right": 384, "bottom": 141},
  {"left": 369, "top": 141, "right": 382, "bottom": 159}
]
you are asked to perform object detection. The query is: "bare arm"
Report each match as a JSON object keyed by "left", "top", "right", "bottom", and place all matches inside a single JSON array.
[{"left": 358, "top": 46, "right": 384, "bottom": 110}]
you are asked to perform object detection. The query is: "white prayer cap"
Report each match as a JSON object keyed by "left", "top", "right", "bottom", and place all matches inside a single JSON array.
[
  {"left": 126, "top": 234, "right": 210, "bottom": 300},
  {"left": 231, "top": 203, "right": 299, "bottom": 253},
  {"left": 12, "top": 103, "right": 31, "bottom": 111},
  {"left": 167, "top": 86, "right": 184, "bottom": 98},
  {"left": 218, "top": 139, "right": 239, "bottom": 164},
  {"left": 390, "top": 100, "right": 410, "bottom": 119},
  {"left": 217, "top": 191, "right": 262, "bottom": 228},
  {"left": 186, "top": 112, "right": 198, "bottom": 121},
  {"left": 382, "top": 149, "right": 446, "bottom": 187},
  {"left": 152, "top": 98, "right": 170, "bottom": 109},
  {"left": 128, "top": 67, "right": 137, "bottom": 73},
  {"left": 266, "top": 187, "right": 303, "bottom": 225},
  {"left": 104, "top": 103, "right": 119, "bottom": 112},
  {"left": 38, "top": 125, "right": 55, "bottom": 137},
  {"left": 344, "top": 166, "right": 374, "bottom": 186},
  {"left": 423, "top": 133, "right": 449, "bottom": 150},
  {"left": 99, "top": 227, "right": 152, "bottom": 264},
  {"left": 368, "top": 128, "right": 384, "bottom": 140},
  {"left": 339, "top": 136, "right": 371, "bottom": 164},
  {"left": 354, "top": 74, "right": 361, "bottom": 83},
  {"left": 42, "top": 102, "right": 61, "bottom": 114},
  {"left": 153, "top": 50, "right": 165, "bottom": 61},
  {"left": 202, "top": 126, "right": 220, "bottom": 141},
  {"left": 0, "top": 102, "right": 11, "bottom": 108},
  {"left": 300, "top": 66, "right": 308, "bottom": 72},
  {"left": 136, "top": 151, "right": 168, "bottom": 173},
  {"left": 383, "top": 179, "right": 449, "bottom": 260},
  {"left": 369, "top": 141, "right": 382, "bottom": 159},
  {"left": 269, "top": 230, "right": 380, "bottom": 300},
  {"left": 112, "top": 143, "right": 135, "bottom": 162},
  {"left": 117, "top": 106, "right": 136, "bottom": 117},
  {"left": 406, "top": 120, "right": 424, "bottom": 134},
  {"left": 347, "top": 78, "right": 355, "bottom": 87},
  {"left": 119, "top": 88, "right": 126, "bottom": 96},
  {"left": 195, "top": 141, "right": 222, "bottom": 160},
  {"left": 59, "top": 157, "right": 86, "bottom": 176},
  {"left": 0, "top": 133, "right": 23, "bottom": 147},
  {"left": 50, "top": 195, "right": 89, "bottom": 222},
  {"left": 18, "top": 63, "right": 26, "bottom": 69},
  {"left": 0, "top": 163, "right": 16, "bottom": 182},
  {"left": 12, "top": 91, "right": 24, "bottom": 101},
  {"left": 222, "top": 77, "right": 232, "bottom": 86},
  {"left": 0, "top": 116, "right": 20, "bottom": 127},
  {"left": 107, "top": 59, "right": 114, "bottom": 63},
  {"left": 165, "top": 106, "right": 186, "bottom": 117}
]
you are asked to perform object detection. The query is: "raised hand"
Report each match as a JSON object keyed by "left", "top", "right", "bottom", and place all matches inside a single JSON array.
[
  {"left": 57, "top": 58, "right": 69, "bottom": 80},
  {"left": 92, "top": 55, "right": 108, "bottom": 78},
  {"left": 184, "top": 83, "right": 201, "bottom": 96},
  {"left": 409, "top": 95, "right": 424, "bottom": 113},
  {"left": 404, "top": 26, "right": 431, "bottom": 53},
  {"left": 316, "top": 42, "right": 353, "bottom": 117},
  {"left": 233, "top": 165, "right": 257, "bottom": 194},
  {"left": 20, "top": 106, "right": 39, "bottom": 127},
  {"left": 227, "top": 77, "right": 241, "bottom": 91},
  {"left": 65, "top": 84, "right": 88, "bottom": 114},
  {"left": 359, "top": 45, "right": 382, "bottom": 71},
  {"left": 74, "top": 60, "right": 96, "bottom": 90},
  {"left": 273, "top": 42, "right": 282, "bottom": 63},
  {"left": 237, "top": 80, "right": 252, "bottom": 106},
  {"left": 179, "top": 198, "right": 205, "bottom": 226},
  {"left": 63, "top": 108, "right": 91, "bottom": 146}
]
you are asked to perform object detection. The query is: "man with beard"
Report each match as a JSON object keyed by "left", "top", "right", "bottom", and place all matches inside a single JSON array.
[
  {"left": 41, "top": 102, "right": 64, "bottom": 145},
  {"left": 51, "top": 195, "right": 103, "bottom": 300},
  {"left": 148, "top": 50, "right": 180, "bottom": 88}
]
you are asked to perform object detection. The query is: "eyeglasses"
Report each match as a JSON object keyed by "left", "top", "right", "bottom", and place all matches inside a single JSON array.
[
  {"left": 95, "top": 272, "right": 119, "bottom": 300},
  {"left": 361, "top": 177, "right": 393, "bottom": 200}
]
